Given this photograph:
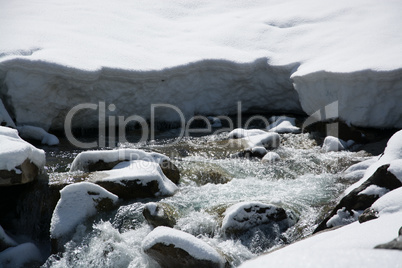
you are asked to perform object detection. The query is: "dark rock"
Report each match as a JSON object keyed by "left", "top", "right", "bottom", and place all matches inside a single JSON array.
[
  {"left": 230, "top": 149, "right": 266, "bottom": 159},
  {"left": 160, "top": 159, "right": 180, "bottom": 184},
  {"left": 375, "top": 227, "right": 402, "bottom": 250},
  {"left": 143, "top": 202, "right": 177, "bottom": 228},
  {"left": 87, "top": 160, "right": 122, "bottom": 172},
  {"left": 358, "top": 208, "right": 379, "bottom": 223},
  {"left": 314, "top": 164, "right": 402, "bottom": 233},
  {"left": 0, "top": 159, "right": 39, "bottom": 186}
]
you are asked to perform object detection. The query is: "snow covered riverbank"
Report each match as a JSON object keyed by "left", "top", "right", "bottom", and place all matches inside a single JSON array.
[{"left": 1, "top": 0, "right": 401, "bottom": 130}]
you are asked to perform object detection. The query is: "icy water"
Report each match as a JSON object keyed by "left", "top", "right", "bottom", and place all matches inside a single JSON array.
[{"left": 42, "top": 131, "right": 370, "bottom": 267}]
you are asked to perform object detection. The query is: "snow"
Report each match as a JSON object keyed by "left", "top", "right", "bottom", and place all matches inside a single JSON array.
[
  {"left": 17, "top": 125, "right": 59, "bottom": 146},
  {"left": 388, "top": 159, "right": 402, "bottom": 181},
  {"left": 371, "top": 187, "right": 402, "bottom": 216},
  {"left": 70, "top": 149, "right": 169, "bottom": 171},
  {"left": 321, "top": 136, "right": 347, "bottom": 152},
  {"left": 142, "top": 226, "right": 225, "bottom": 265},
  {"left": 240, "top": 211, "right": 402, "bottom": 268},
  {"left": 261, "top": 152, "right": 281, "bottom": 163},
  {"left": 0, "top": 242, "right": 42, "bottom": 268},
  {"left": 243, "top": 133, "right": 281, "bottom": 149},
  {"left": 344, "top": 130, "right": 402, "bottom": 195},
  {"left": 1, "top": 1, "right": 401, "bottom": 130},
  {"left": 358, "top": 185, "right": 389, "bottom": 197},
  {"left": 344, "top": 157, "right": 378, "bottom": 174},
  {"left": 326, "top": 207, "right": 360, "bottom": 228},
  {"left": 97, "top": 160, "right": 178, "bottom": 196},
  {"left": 0, "top": 99, "right": 16, "bottom": 128},
  {"left": 50, "top": 182, "right": 118, "bottom": 239},
  {"left": 0, "top": 225, "right": 17, "bottom": 248},
  {"left": 0, "top": 126, "right": 45, "bottom": 171}
]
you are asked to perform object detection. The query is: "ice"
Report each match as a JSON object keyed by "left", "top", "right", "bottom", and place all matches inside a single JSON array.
[
  {"left": 50, "top": 182, "right": 118, "bottom": 239},
  {"left": 0, "top": 126, "right": 45, "bottom": 171},
  {"left": 1, "top": 1, "right": 401, "bottom": 130},
  {"left": 142, "top": 226, "right": 225, "bottom": 265},
  {"left": 97, "top": 160, "right": 178, "bottom": 196},
  {"left": 70, "top": 149, "right": 169, "bottom": 171},
  {"left": 240, "top": 211, "right": 402, "bottom": 268},
  {"left": 17, "top": 125, "right": 59, "bottom": 146}
]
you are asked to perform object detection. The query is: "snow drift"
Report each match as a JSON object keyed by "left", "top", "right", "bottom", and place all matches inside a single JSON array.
[{"left": 0, "top": 0, "right": 401, "bottom": 130}]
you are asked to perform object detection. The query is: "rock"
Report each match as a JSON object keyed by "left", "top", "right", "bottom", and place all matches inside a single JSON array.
[
  {"left": 322, "top": 136, "right": 347, "bottom": 152},
  {"left": 17, "top": 125, "right": 59, "bottom": 146},
  {"left": 143, "top": 202, "right": 177, "bottom": 228},
  {"left": 358, "top": 207, "right": 378, "bottom": 223},
  {"left": 221, "top": 202, "right": 296, "bottom": 236},
  {"left": 314, "top": 164, "right": 402, "bottom": 233},
  {"left": 143, "top": 226, "right": 226, "bottom": 268},
  {"left": 92, "top": 160, "right": 178, "bottom": 200},
  {"left": 0, "top": 159, "right": 39, "bottom": 186},
  {"left": 230, "top": 147, "right": 267, "bottom": 159},
  {"left": 261, "top": 152, "right": 281, "bottom": 163},
  {"left": 374, "top": 227, "right": 402, "bottom": 250},
  {"left": 0, "top": 99, "right": 16, "bottom": 129},
  {"left": 160, "top": 159, "right": 180, "bottom": 184},
  {"left": 50, "top": 182, "right": 119, "bottom": 253}
]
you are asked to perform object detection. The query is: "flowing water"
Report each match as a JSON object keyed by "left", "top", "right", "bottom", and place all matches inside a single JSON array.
[{"left": 42, "top": 130, "right": 370, "bottom": 267}]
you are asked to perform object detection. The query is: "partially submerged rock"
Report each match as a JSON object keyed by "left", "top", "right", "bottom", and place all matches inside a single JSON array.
[
  {"left": 143, "top": 202, "right": 178, "bottom": 228},
  {"left": 50, "top": 182, "right": 119, "bottom": 253},
  {"left": 92, "top": 160, "right": 178, "bottom": 199},
  {"left": 142, "top": 226, "right": 226, "bottom": 268},
  {"left": 0, "top": 126, "right": 45, "bottom": 186}
]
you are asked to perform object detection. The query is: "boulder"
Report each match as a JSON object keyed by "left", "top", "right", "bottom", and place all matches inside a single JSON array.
[
  {"left": 0, "top": 126, "right": 45, "bottom": 186},
  {"left": 142, "top": 226, "right": 226, "bottom": 268},
  {"left": 143, "top": 202, "right": 177, "bottom": 228},
  {"left": 50, "top": 182, "right": 119, "bottom": 253},
  {"left": 92, "top": 160, "right": 178, "bottom": 200},
  {"left": 314, "top": 164, "right": 402, "bottom": 233}
]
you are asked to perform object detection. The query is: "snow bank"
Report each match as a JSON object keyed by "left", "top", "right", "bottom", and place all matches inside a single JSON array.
[
  {"left": 0, "top": 126, "right": 45, "bottom": 171},
  {"left": 240, "top": 211, "right": 402, "bottom": 268},
  {"left": 0, "top": 242, "right": 42, "bottom": 268},
  {"left": 1, "top": 1, "right": 401, "bottom": 130},
  {"left": 142, "top": 226, "right": 225, "bottom": 265},
  {"left": 50, "top": 182, "right": 118, "bottom": 239},
  {"left": 17, "top": 125, "right": 59, "bottom": 145},
  {"left": 97, "top": 160, "right": 178, "bottom": 196},
  {"left": 345, "top": 130, "right": 402, "bottom": 195},
  {"left": 70, "top": 149, "right": 168, "bottom": 171}
]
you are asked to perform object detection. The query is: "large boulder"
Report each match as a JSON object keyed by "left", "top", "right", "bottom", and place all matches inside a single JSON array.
[
  {"left": 0, "top": 126, "right": 45, "bottom": 186},
  {"left": 50, "top": 182, "right": 119, "bottom": 253},
  {"left": 142, "top": 226, "right": 226, "bottom": 268}
]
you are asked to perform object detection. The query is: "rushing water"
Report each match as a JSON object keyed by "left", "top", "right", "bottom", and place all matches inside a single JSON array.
[{"left": 42, "top": 130, "right": 370, "bottom": 267}]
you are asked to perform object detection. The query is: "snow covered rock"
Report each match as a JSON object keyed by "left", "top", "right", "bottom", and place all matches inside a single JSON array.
[
  {"left": 221, "top": 202, "right": 295, "bottom": 236},
  {"left": 314, "top": 164, "right": 402, "bottom": 233},
  {"left": 0, "top": 242, "right": 42, "bottom": 268},
  {"left": 92, "top": 160, "right": 178, "bottom": 199},
  {"left": 267, "top": 116, "right": 300, "bottom": 134},
  {"left": 17, "top": 125, "right": 59, "bottom": 146},
  {"left": 0, "top": 225, "right": 17, "bottom": 251},
  {"left": 0, "top": 126, "right": 45, "bottom": 186},
  {"left": 231, "top": 146, "right": 267, "bottom": 159},
  {"left": 50, "top": 182, "right": 118, "bottom": 252},
  {"left": 321, "top": 136, "right": 347, "bottom": 152},
  {"left": 142, "top": 226, "right": 226, "bottom": 268},
  {"left": 143, "top": 202, "right": 177, "bottom": 228},
  {"left": 261, "top": 152, "right": 281, "bottom": 163},
  {"left": 70, "top": 149, "right": 180, "bottom": 183},
  {"left": 227, "top": 129, "right": 280, "bottom": 149},
  {"left": 227, "top": 129, "right": 267, "bottom": 139}
]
